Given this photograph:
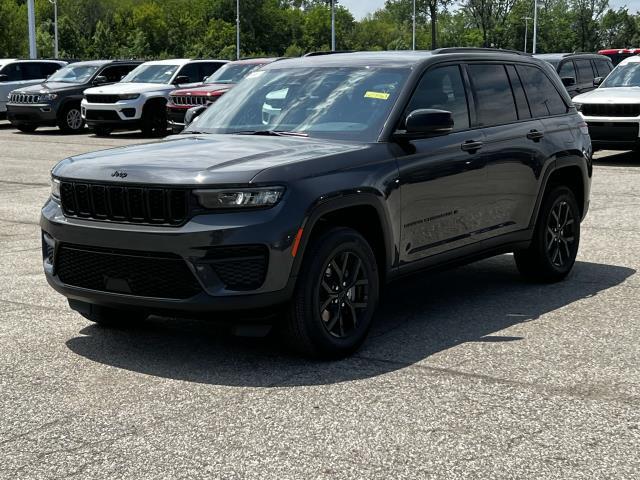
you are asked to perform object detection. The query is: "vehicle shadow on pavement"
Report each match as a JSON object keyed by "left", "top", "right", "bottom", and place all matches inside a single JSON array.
[
  {"left": 65, "top": 255, "right": 635, "bottom": 387},
  {"left": 593, "top": 151, "right": 639, "bottom": 166}
]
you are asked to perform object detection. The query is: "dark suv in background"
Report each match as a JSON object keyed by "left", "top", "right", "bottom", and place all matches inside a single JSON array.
[
  {"left": 534, "top": 53, "right": 613, "bottom": 97},
  {"left": 41, "top": 49, "right": 592, "bottom": 358},
  {"left": 7, "top": 60, "right": 141, "bottom": 133}
]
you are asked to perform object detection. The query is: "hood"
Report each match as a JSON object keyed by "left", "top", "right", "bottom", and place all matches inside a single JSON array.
[
  {"left": 52, "top": 135, "right": 368, "bottom": 185},
  {"left": 573, "top": 87, "right": 640, "bottom": 104},
  {"left": 84, "top": 82, "right": 198, "bottom": 95},
  {"left": 171, "top": 83, "right": 235, "bottom": 96},
  {"left": 12, "top": 81, "right": 84, "bottom": 94}
]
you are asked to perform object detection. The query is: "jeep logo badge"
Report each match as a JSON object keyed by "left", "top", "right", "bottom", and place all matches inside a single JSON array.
[{"left": 111, "top": 170, "right": 128, "bottom": 178}]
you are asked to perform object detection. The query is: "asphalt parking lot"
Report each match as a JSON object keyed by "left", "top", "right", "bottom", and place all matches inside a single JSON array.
[{"left": 0, "top": 123, "right": 638, "bottom": 479}]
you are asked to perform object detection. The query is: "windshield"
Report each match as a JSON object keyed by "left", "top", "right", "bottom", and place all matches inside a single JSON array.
[
  {"left": 121, "top": 64, "right": 179, "bottom": 84},
  {"left": 47, "top": 64, "right": 100, "bottom": 83},
  {"left": 188, "top": 66, "right": 408, "bottom": 142},
  {"left": 205, "top": 63, "right": 262, "bottom": 84},
  {"left": 601, "top": 63, "right": 640, "bottom": 87}
]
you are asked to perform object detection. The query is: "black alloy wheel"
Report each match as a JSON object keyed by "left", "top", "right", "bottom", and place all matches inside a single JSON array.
[
  {"left": 545, "top": 199, "right": 577, "bottom": 269},
  {"left": 318, "top": 250, "right": 370, "bottom": 338}
]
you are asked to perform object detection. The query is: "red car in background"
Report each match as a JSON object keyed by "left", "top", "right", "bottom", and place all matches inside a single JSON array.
[
  {"left": 598, "top": 48, "right": 640, "bottom": 66},
  {"left": 167, "top": 58, "right": 277, "bottom": 133}
]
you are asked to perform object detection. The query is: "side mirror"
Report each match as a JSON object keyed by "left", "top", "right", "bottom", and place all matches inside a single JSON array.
[
  {"left": 593, "top": 76, "right": 604, "bottom": 87},
  {"left": 395, "top": 109, "right": 453, "bottom": 140},
  {"left": 93, "top": 75, "right": 108, "bottom": 85},
  {"left": 184, "top": 105, "right": 207, "bottom": 127},
  {"left": 202, "top": 76, "right": 209, "bottom": 82},
  {"left": 174, "top": 75, "right": 190, "bottom": 85},
  {"left": 561, "top": 76, "right": 576, "bottom": 87},
  {"left": 0, "top": 74, "right": 8, "bottom": 82}
]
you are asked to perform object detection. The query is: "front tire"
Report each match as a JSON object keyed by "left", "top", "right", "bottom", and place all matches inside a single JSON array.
[
  {"left": 91, "top": 126, "right": 112, "bottom": 136},
  {"left": 515, "top": 186, "right": 580, "bottom": 282},
  {"left": 58, "top": 103, "right": 84, "bottom": 133},
  {"left": 141, "top": 101, "right": 167, "bottom": 137},
  {"left": 283, "top": 227, "right": 379, "bottom": 359}
]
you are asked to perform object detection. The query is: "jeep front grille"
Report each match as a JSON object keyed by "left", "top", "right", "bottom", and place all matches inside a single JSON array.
[
  {"left": 56, "top": 244, "right": 202, "bottom": 299},
  {"left": 85, "top": 94, "right": 121, "bottom": 104},
  {"left": 582, "top": 103, "right": 640, "bottom": 117},
  {"left": 9, "top": 93, "right": 42, "bottom": 104},
  {"left": 59, "top": 181, "right": 189, "bottom": 225},
  {"left": 170, "top": 95, "right": 212, "bottom": 107}
]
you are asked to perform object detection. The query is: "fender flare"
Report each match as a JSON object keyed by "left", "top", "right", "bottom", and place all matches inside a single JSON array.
[{"left": 290, "top": 191, "right": 396, "bottom": 279}]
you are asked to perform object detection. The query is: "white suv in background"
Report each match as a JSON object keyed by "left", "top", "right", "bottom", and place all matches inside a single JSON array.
[
  {"left": 0, "top": 59, "right": 66, "bottom": 119},
  {"left": 573, "top": 55, "right": 640, "bottom": 151},
  {"left": 81, "top": 59, "right": 227, "bottom": 136}
]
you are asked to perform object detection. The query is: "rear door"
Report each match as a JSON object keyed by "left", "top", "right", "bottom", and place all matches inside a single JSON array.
[
  {"left": 464, "top": 62, "right": 549, "bottom": 238},
  {"left": 397, "top": 63, "right": 492, "bottom": 263}
]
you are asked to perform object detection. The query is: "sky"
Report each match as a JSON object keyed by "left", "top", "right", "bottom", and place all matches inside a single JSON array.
[{"left": 339, "top": 0, "right": 640, "bottom": 20}]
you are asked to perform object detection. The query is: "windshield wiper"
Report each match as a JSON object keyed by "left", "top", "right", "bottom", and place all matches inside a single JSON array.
[
  {"left": 232, "top": 130, "right": 308, "bottom": 137},
  {"left": 183, "top": 130, "right": 208, "bottom": 135}
]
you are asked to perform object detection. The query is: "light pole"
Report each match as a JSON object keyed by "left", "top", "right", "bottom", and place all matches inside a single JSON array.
[
  {"left": 236, "top": 0, "right": 240, "bottom": 60},
  {"left": 412, "top": 0, "right": 416, "bottom": 50},
  {"left": 523, "top": 16, "right": 531, "bottom": 53},
  {"left": 331, "top": 0, "right": 336, "bottom": 51},
  {"left": 532, "top": 0, "right": 538, "bottom": 54},
  {"left": 48, "top": 0, "right": 59, "bottom": 58},
  {"left": 27, "top": 0, "right": 37, "bottom": 59}
]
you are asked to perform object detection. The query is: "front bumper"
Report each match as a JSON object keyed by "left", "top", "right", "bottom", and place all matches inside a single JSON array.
[
  {"left": 581, "top": 114, "right": 640, "bottom": 149},
  {"left": 40, "top": 198, "right": 300, "bottom": 314},
  {"left": 7, "top": 103, "right": 58, "bottom": 126},
  {"left": 81, "top": 98, "right": 145, "bottom": 128}
]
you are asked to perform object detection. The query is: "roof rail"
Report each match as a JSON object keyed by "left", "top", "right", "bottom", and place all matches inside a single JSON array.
[
  {"left": 304, "top": 50, "right": 354, "bottom": 57},
  {"left": 433, "top": 47, "right": 530, "bottom": 56}
]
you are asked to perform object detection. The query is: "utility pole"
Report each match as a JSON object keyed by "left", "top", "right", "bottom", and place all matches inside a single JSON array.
[
  {"left": 412, "top": 0, "right": 416, "bottom": 50},
  {"left": 236, "top": 0, "right": 240, "bottom": 60},
  {"left": 27, "top": 0, "right": 37, "bottom": 59},
  {"left": 331, "top": 0, "right": 336, "bottom": 51},
  {"left": 48, "top": 0, "right": 59, "bottom": 58},
  {"left": 532, "top": 0, "right": 538, "bottom": 54},
  {"left": 523, "top": 16, "right": 531, "bottom": 53}
]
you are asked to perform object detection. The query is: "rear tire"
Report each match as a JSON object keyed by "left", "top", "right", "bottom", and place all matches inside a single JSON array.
[
  {"left": 141, "top": 101, "right": 167, "bottom": 137},
  {"left": 80, "top": 305, "right": 147, "bottom": 328},
  {"left": 515, "top": 185, "right": 580, "bottom": 282},
  {"left": 92, "top": 126, "right": 112, "bottom": 136},
  {"left": 57, "top": 103, "right": 84, "bottom": 133},
  {"left": 282, "top": 227, "right": 379, "bottom": 359},
  {"left": 16, "top": 125, "right": 37, "bottom": 133}
]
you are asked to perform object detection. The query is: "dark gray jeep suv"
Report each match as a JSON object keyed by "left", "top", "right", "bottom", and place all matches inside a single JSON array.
[{"left": 41, "top": 49, "right": 592, "bottom": 358}]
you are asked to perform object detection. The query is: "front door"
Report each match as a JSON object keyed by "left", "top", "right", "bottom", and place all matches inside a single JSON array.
[{"left": 397, "top": 64, "right": 491, "bottom": 264}]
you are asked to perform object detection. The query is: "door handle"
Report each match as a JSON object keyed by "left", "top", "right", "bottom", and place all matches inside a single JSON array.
[
  {"left": 461, "top": 140, "right": 483, "bottom": 152},
  {"left": 526, "top": 129, "right": 544, "bottom": 141}
]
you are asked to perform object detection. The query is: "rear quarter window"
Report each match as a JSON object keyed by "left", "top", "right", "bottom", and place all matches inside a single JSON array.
[{"left": 516, "top": 65, "right": 568, "bottom": 117}]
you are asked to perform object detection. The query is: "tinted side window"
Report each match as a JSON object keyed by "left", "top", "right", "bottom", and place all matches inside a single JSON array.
[
  {"left": 22, "top": 63, "right": 44, "bottom": 80},
  {"left": 558, "top": 61, "right": 576, "bottom": 80},
  {"left": 594, "top": 59, "right": 612, "bottom": 77},
  {"left": 176, "top": 63, "right": 199, "bottom": 83},
  {"left": 200, "top": 62, "right": 224, "bottom": 80},
  {"left": 100, "top": 65, "right": 136, "bottom": 83},
  {"left": 517, "top": 65, "right": 567, "bottom": 117},
  {"left": 2, "top": 63, "right": 24, "bottom": 81},
  {"left": 506, "top": 65, "right": 530, "bottom": 119},
  {"left": 41, "top": 62, "right": 62, "bottom": 77},
  {"left": 467, "top": 64, "right": 518, "bottom": 126},
  {"left": 575, "top": 60, "right": 594, "bottom": 84},
  {"left": 406, "top": 65, "right": 469, "bottom": 131}
]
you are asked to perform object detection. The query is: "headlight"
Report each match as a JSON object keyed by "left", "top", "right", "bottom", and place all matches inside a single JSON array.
[
  {"left": 194, "top": 187, "right": 284, "bottom": 209},
  {"left": 119, "top": 94, "right": 140, "bottom": 100},
  {"left": 51, "top": 177, "right": 60, "bottom": 199},
  {"left": 41, "top": 93, "right": 57, "bottom": 101},
  {"left": 574, "top": 103, "right": 582, "bottom": 112}
]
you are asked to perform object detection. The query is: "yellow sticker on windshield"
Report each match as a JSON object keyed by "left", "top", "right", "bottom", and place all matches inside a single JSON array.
[{"left": 364, "top": 91, "right": 390, "bottom": 100}]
